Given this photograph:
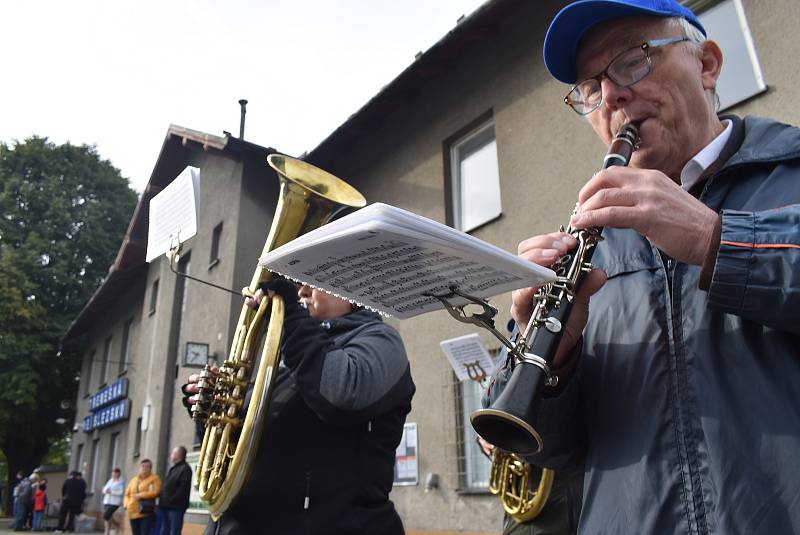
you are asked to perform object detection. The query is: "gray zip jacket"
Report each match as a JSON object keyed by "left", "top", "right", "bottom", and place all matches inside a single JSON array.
[{"left": 495, "top": 116, "right": 800, "bottom": 534}]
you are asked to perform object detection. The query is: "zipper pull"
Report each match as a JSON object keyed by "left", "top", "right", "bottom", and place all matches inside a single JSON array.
[{"left": 304, "top": 471, "right": 311, "bottom": 510}]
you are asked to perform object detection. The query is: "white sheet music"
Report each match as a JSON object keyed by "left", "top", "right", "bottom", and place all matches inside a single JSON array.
[
  {"left": 439, "top": 333, "right": 496, "bottom": 382},
  {"left": 259, "top": 203, "right": 555, "bottom": 319},
  {"left": 146, "top": 167, "right": 200, "bottom": 262}
]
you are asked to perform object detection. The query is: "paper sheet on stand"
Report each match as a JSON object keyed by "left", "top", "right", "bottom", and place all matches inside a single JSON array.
[
  {"left": 146, "top": 166, "right": 201, "bottom": 262},
  {"left": 259, "top": 203, "right": 556, "bottom": 319},
  {"left": 439, "top": 333, "right": 496, "bottom": 382}
]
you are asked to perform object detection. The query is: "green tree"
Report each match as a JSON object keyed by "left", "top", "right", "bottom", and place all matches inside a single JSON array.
[{"left": 0, "top": 137, "right": 137, "bottom": 511}]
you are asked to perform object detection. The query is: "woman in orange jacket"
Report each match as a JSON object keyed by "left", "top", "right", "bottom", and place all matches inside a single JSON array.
[{"left": 124, "top": 459, "right": 161, "bottom": 535}]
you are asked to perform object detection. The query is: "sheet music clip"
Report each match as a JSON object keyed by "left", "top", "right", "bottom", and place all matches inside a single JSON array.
[
  {"left": 425, "top": 285, "right": 516, "bottom": 354},
  {"left": 463, "top": 360, "right": 488, "bottom": 383},
  {"left": 165, "top": 231, "right": 241, "bottom": 296},
  {"left": 166, "top": 232, "right": 182, "bottom": 269},
  {"left": 424, "top": 285, "right": 498, "bottom": 328}
]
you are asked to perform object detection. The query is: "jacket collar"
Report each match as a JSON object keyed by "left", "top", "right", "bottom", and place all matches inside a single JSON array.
[
  {"left": 319, "top": 308, "right": 382, "bottom": 335},
  {"left": 722, "top": 115, "right": 800, "bottom": 169}
]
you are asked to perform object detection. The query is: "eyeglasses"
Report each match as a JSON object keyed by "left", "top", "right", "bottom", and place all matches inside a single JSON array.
[{"left": 564, "top": 36, "right": 690, "bottom": 115}]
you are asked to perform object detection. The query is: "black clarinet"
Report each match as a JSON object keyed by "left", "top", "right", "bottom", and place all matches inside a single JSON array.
[{"left": 470, "top": 123, "right": 639, "bottom": 455}]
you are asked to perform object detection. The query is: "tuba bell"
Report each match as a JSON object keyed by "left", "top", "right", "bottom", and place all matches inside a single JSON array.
[
  {"left": 488, "top": 449, "right": 554, "bottom": 523},
  {"left": 192, "top": 154, "right": 367, "bottom": 520}
]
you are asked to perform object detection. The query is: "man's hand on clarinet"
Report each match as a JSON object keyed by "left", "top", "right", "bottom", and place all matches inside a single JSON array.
[
  {"left": 512, "top": 231, "right": 606, "bottom": 369},
  {"left": 571, "top": 167, "right": 719, "bottom": 265}
]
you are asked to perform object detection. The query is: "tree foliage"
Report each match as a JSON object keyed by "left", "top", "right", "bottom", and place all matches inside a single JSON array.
[{"left": 0, "top": 136, "right": 137, "bottom": 507}]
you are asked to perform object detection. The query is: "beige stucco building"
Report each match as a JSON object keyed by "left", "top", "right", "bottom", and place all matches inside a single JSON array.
[{"left": 64, "top": 1, "right": 800, "bottom": 533}]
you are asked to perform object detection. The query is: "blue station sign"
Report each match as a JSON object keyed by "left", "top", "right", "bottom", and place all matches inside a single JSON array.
[
  {"left": 83, "top": 398, "right": 131, "bottom": 432},
  {"left": 89, "top": 378, "right": 129, "bottom": 412}
]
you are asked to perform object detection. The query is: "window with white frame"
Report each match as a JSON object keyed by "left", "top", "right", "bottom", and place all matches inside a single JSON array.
[
  {"left": 457, "top": 377, "right": 493, "bottom": 489},
  {"left": 449, "top": 120, "right": 502, "bottom": 232},
  {"left": 695, "top": 0, "right": 766, "bottom": 110},
  {"left": 450, "top": 347, "right": 502, "bottom": 491},
  {"left": 84, "top": 350, "right": 96, "bottom": 396},
  {"left": 119, "top": 318, "right": 133, "bottom": 375},
  {"left": 100, "top": 336, "right": 112, "bottom": 386},
  {"left": 90, "top": 438, "right": 100, "bottom": 493},
  {"left": 75, "top": 443, "right": 85, "bottom": 473},
  {"left": 109, "top": 432, "right": 120, "bottom": 472}
]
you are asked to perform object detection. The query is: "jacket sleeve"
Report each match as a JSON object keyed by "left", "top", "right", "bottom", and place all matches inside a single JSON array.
[
  {"left": 139, "top": 476, "right": 161, "bottom": 500},
  {"left": 123, "top": 480, "right": 133, "bottom": 509},
  {"left": 280, "top": 307, "right": 412, "bottom": 426},
  {"left": 707, "top": 206, "right": 800, "bottom": 334}
]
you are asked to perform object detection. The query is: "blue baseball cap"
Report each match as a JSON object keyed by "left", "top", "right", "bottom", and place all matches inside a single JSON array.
[{"left": 544, "top": 0, "right": 706, "bottom": 84}]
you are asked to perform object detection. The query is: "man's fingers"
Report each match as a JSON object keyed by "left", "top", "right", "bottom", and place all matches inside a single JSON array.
[
  {"left": 571, "top": 205, "right": 644, "bottom": 231},
  {"left": 577, "top": 186, "right": 638, "bottom": 215},
  {"left": 518, "top": 232, "right": 576, "bottom": 256},
  {"left": 575, "top": 269, "right": 607, "bottom": 304},
  {"left": 577, "top": 167, "right": 634, "bottom": 205}
]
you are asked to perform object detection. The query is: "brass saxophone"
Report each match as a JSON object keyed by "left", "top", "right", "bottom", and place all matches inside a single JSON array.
[{"left": 489, "top": 449, "right": 554, "bottom": 522}]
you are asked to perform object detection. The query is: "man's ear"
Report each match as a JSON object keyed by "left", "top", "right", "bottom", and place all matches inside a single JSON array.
[{"left": 700, "top": 39, "right": 723, "bottom": 91}]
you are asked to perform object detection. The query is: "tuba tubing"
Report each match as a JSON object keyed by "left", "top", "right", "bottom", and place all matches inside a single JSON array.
[
  {"left": 489, "top": 449, "right": 554, "bottom": 523},
  {"left": 192, "top": 154, "right": 366, "bottom": 520},
  {"left": 471, "top": 124, "right": 639, "bottom": 456}
]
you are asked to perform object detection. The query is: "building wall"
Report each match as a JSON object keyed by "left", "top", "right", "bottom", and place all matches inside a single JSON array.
[
  {"left": 70, "top": 150, "right": 260, "bottom": 531},
  {"left": 72, "top": 274, "right": 146, "bottom": 513}
]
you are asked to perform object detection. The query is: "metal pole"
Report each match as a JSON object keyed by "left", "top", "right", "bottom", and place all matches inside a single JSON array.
[{"left": 238, "top": 99, "right": 248, "bottom": 139}]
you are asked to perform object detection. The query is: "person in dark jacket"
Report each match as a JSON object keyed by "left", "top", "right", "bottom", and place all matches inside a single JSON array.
[
  {"left": 184, "top": 279, "right": 415, "bottom": 535},
  {"left": 485, "top": 1, "right": 800, "bottom": 533},
  {"left": 160, "top": 446, "right": 193, "bottom": 535},
  {"left": 57, "top": 471, "right": 86, "bottom": 532}
]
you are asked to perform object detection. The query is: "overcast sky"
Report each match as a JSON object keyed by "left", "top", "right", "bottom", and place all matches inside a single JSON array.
[{"left": 1, "top": 0, "right": 488, "bottom": 193}]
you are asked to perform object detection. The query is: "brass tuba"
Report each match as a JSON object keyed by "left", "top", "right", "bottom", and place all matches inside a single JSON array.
[
  {"left": 192, "top": 154, "right": 367, "bottom": 520},
  {"left": 488, "top": 449, "right": 554, "bottom": 523}
]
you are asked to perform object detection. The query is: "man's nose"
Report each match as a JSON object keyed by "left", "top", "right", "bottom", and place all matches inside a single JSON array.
[{"left": 600, "top": 77, "right": 633, "bottom": 111}]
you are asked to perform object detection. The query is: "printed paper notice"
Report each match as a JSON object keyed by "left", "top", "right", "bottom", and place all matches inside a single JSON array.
[
  {"left": 394, "top": 422, "right": 419, "bottom": 486},
  {"left": 440, "top": 333, "right": 496, "bottom": 382},
  {"left": 146, "top": 166, "right": 200, "bottom": 262}
]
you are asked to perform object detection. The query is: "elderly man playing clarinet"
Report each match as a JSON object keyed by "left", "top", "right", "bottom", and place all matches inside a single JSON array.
[{"left": 484, "top": 1, "right": 800, "bottom": 533}]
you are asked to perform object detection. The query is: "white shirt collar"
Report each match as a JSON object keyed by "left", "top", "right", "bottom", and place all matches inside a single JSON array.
[{"left": 680, "top": 119, "right": 733, "bottom": 192}]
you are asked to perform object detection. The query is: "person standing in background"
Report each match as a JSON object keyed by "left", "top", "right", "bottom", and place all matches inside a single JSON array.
[
  {"left": 13, "top": 473, "right": 37, "bottom": 532},
  {"left": 159, "top": 446, "right": 193, "bottom": 535},
  {"left": 56, "top": 471, "right": 87, "bottom": 532},
  {"left": 124, "top": 459, "right": 161, "bottom": 535},
  {"left": 32, "top": 482, "right": 47, "bottom": 532},
  {"left": 102, "top": 468, "right": 125, "bottom": 535}
]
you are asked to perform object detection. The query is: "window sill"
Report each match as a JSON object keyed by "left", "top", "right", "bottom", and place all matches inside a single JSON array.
[{"left": 455, "top": 487, "right": 492, "bottom": 496}]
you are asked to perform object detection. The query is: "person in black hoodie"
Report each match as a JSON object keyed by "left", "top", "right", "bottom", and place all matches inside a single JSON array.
[
  {"left": 159, "top": 446, "right": 193, "bottom": 535},
  {"left": 56, "top": 472, "right": 86, "bottom": 532},
  {"left": 184, "top": 279, "right": 415, "bottom": 535}
]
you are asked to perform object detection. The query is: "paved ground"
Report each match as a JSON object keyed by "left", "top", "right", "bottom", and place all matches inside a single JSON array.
[{"left": 0, "top": 517, "right": 100, "bottom": 534}]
